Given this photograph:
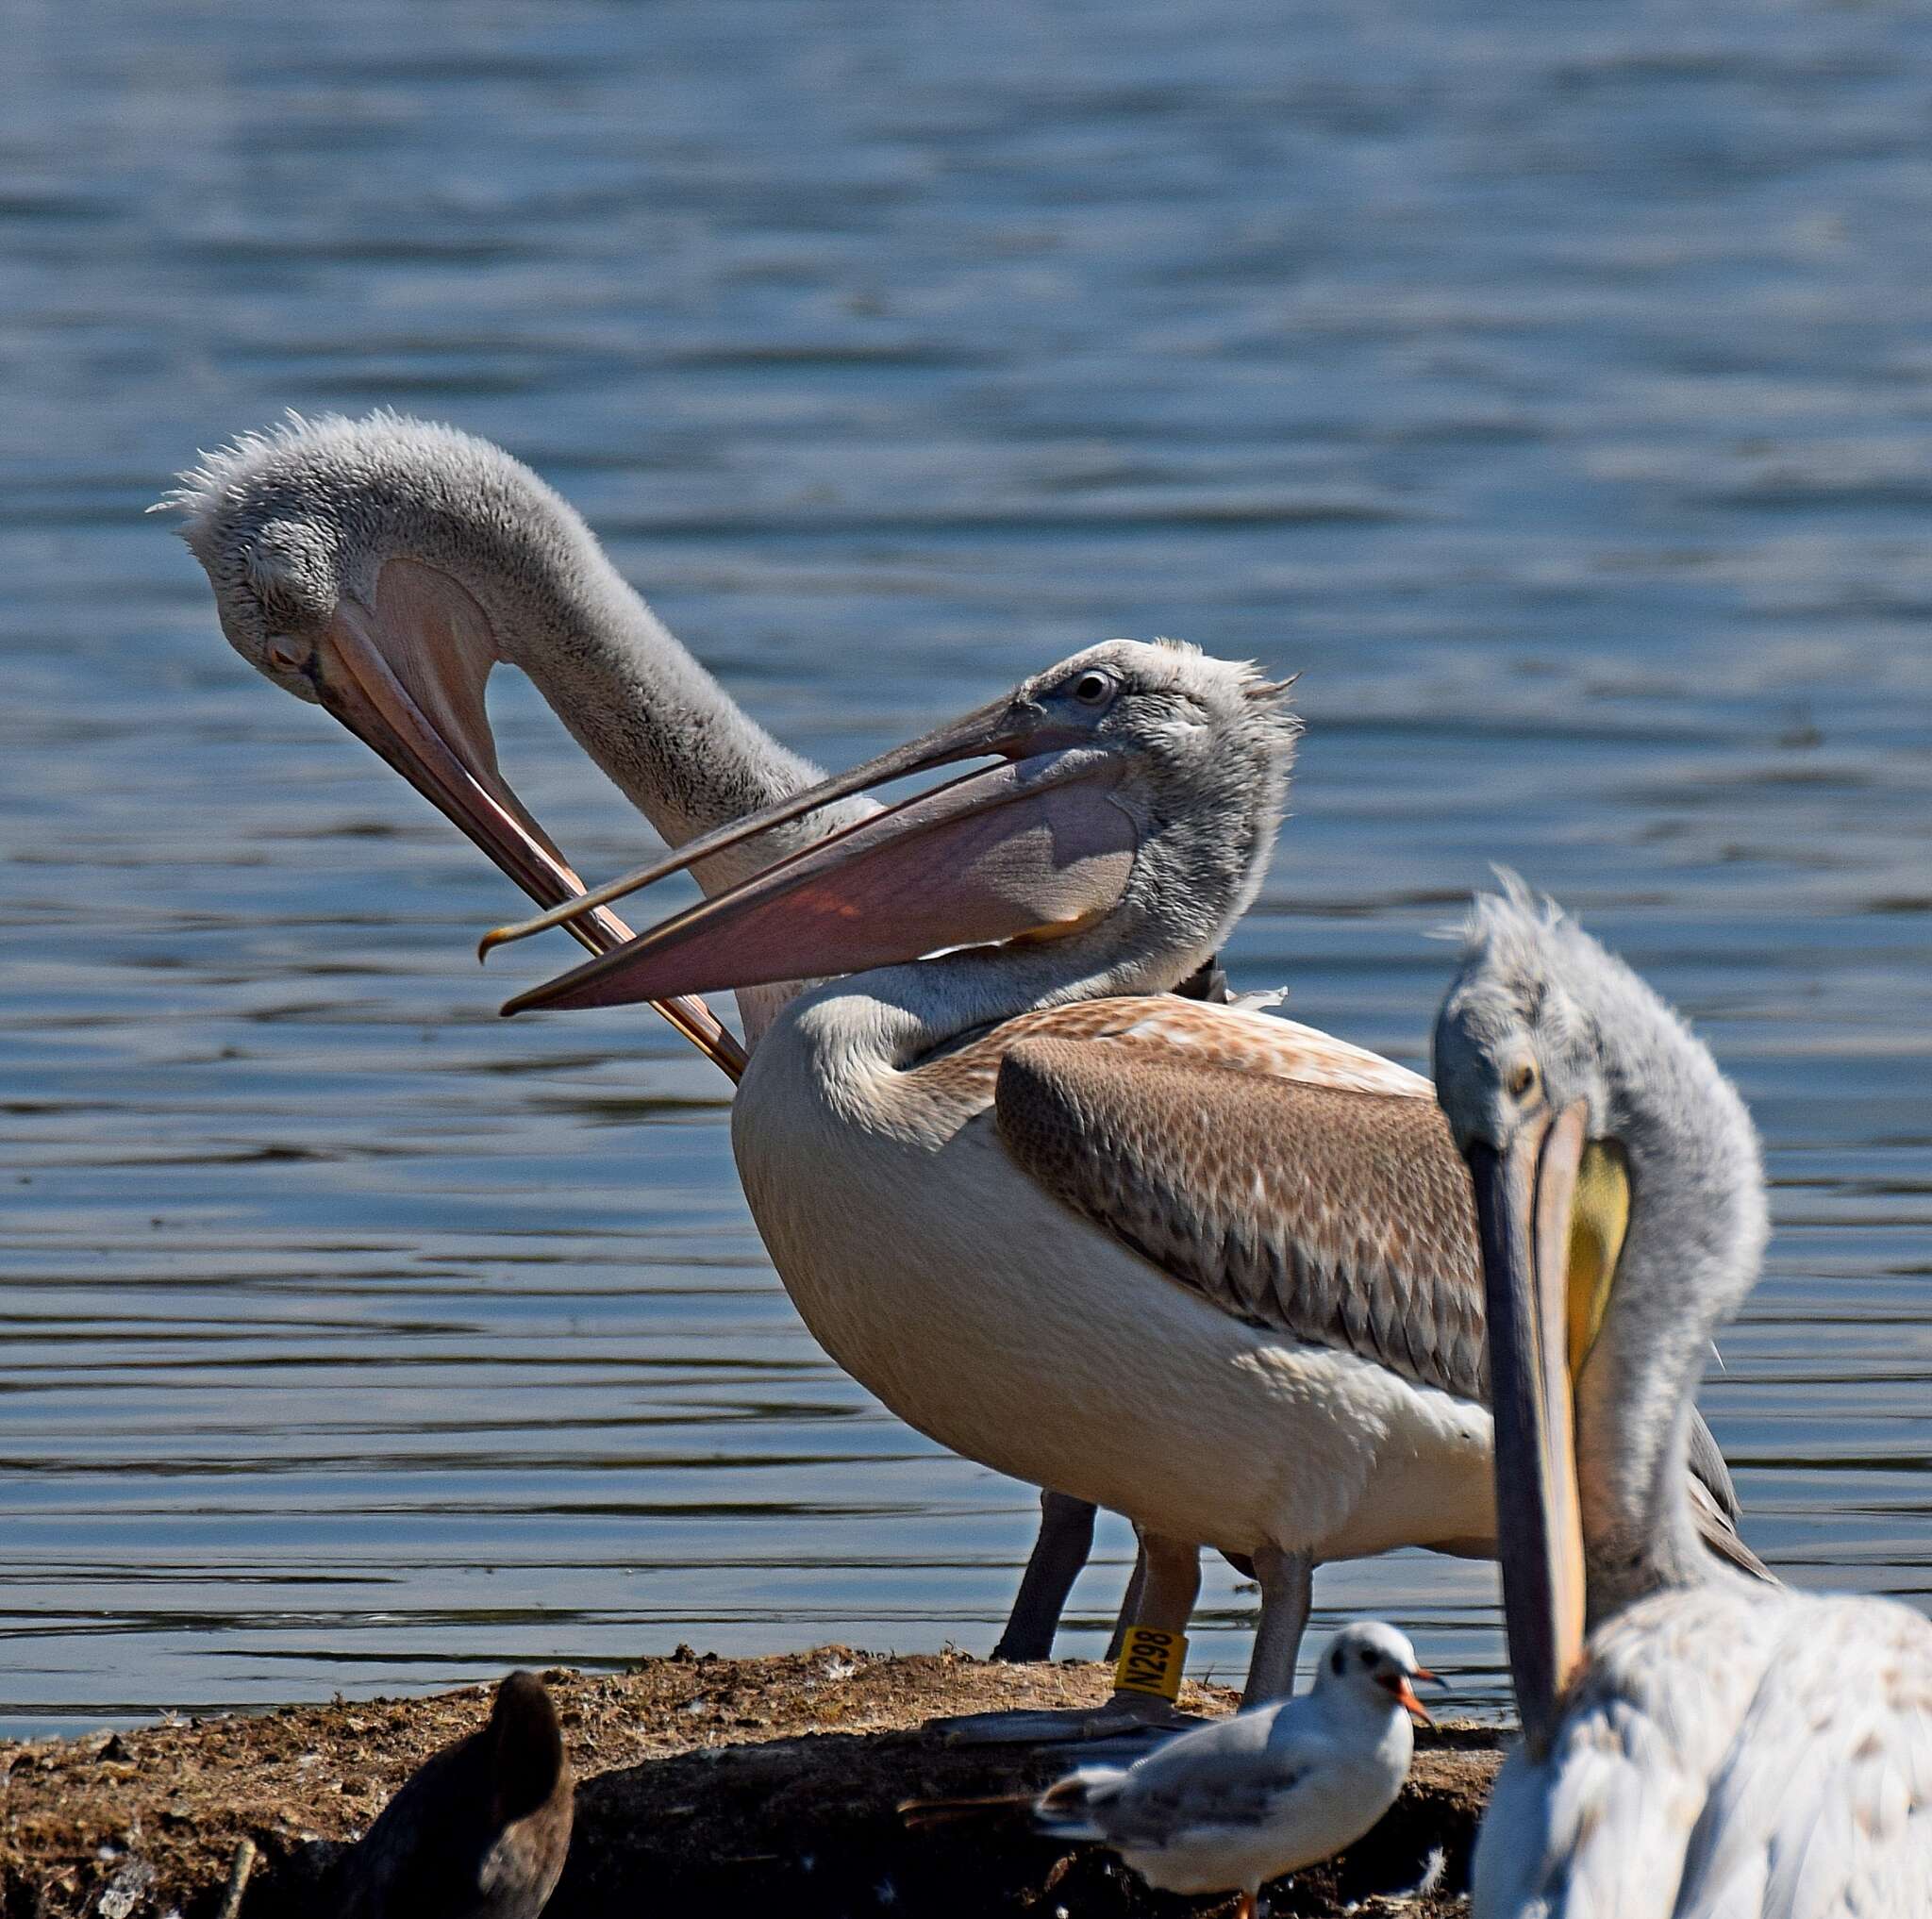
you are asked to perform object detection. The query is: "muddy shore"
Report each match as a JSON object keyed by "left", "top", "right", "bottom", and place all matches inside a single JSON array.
[{"left": 0, "top": 1649, "right": 1501, "bottom": 1918}]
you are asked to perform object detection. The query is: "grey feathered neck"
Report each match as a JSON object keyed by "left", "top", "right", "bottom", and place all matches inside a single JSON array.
[
  {"left": 164, "top": 409, "right": 860, "bottom": 879},
  {"left": 1459, "top": 885, "right": 1769, "bottom": 1611}
]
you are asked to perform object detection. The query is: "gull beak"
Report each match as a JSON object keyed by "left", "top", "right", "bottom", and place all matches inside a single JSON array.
[
  {"left": 1393, "top": 1676, "right": 1433, "bottom": 1727},
  {"left": 291, "top": 561, "right": 742, "bottom": 1076},
  {"left": 1382, "top": 1666, "right": 1442, "bottom": 1727},
  {"left": 487, "top": 700, "right": 1140, "bottom": 1017},
  {"left": 1465, "top": 1100, "right": 1591, "bottom": 1761}
]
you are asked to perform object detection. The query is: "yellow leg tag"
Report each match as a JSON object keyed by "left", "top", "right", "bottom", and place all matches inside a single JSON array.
[{"left": 1113, "top": 1626, "right": 1188, "bottom": 1702}]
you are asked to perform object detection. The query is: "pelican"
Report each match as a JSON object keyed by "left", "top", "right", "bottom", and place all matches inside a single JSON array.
[
  {"left": 162, "top": 409, "right": 1199, "bottom": 1664},
  {"left": 1434, "top": 884, "right": 1932, "bottom": 1917},
  {"left": 485, "top": 642, "right": 1759, "bottom": 1726}
]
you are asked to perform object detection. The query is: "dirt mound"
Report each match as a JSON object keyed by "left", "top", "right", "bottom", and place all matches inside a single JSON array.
[{"left": 0, "top": 1648, "right": 1499, "bottom": 1918}]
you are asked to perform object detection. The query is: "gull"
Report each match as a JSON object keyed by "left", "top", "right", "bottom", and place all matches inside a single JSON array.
[{"left": 909, "top": 1619, "right": 1434, "bottom": 1919}]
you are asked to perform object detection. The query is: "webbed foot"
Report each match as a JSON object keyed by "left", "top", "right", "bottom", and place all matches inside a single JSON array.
[{"left": 932, "top": 1688, "right": 1199, "bottom": 1748}]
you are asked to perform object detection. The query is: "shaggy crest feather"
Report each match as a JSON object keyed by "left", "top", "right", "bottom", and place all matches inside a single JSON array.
[
  {"left": 158, "top": 408, "right": 510, "bottom": 527},
  {"left": 1454, "top": 867, "right": 1563, "bottom": 960}
]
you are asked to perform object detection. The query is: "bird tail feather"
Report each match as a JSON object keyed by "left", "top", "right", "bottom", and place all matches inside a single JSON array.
[{"left": 899, "top": 1764, "right": 1128, "bottom": 1837}]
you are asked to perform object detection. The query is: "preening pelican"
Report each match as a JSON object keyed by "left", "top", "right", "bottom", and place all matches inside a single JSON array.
[
  {"left": 164, "top": 409, "right": 1140, "bottom": 1662},
  {"left": 1434, "top": 884, "right": 1932, "bottom": 1918},
  {"left": 489, "top": 642, "right": 1758, "bottom": 1726}
]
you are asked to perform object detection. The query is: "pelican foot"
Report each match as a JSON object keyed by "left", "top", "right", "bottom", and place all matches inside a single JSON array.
[{"left": 932, "top": 1690, "right": 1200, "bottom": 1747}]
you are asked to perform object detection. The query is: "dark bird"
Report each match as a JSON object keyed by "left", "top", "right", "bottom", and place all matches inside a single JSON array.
[{"left": 338, "top": 1670, "right": 573, "bottom": 1919}]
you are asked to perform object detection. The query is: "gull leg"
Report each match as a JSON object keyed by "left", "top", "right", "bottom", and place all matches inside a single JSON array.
[
  {"left": 1241, "top": 1544, "right": 1313, "bottom": 1707},
  {"left": 992, "top": 1490, "right": 1098, "bottom": 1662},
  {"left": 939, "top": 1529, "right": 1206, "bottom": 1745}
]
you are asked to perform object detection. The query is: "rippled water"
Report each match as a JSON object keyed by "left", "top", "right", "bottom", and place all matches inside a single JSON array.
[{"left": 3, "top": 0, "right": 1931, "bottom": 1737}]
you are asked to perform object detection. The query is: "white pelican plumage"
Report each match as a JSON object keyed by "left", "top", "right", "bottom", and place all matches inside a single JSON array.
[
  {"left": 164, "top": 409, "right": 1161, "bottom": 1663},
  {"left": 1433, "top": 884, "right": 1932, "bottom": 1918},
  {"left": 488, "top": 642, "right": 1760, "bottom": 1726}
]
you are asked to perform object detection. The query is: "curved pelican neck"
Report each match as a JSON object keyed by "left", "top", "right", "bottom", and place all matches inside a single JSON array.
[
  {"left": 1574, "top": 998, "right": 1767, "bottom": 1617},
  {"left": 465, "top": 531, "right": 878, "bottom": 1043},
  {"left": 496, "top": 560, "right": 876, "bottom": 895}
]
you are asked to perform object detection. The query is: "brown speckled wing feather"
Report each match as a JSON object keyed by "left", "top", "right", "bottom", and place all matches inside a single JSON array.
[
  {"left": 991, "top": 1031, "right": 1764, "bottom": 1572},
  {"left": 994, "top": 1038, "right": 1488, "bottom": 1402},
  {"left": 913, "top": 993, "right": 1433, "bottom": 1121}
]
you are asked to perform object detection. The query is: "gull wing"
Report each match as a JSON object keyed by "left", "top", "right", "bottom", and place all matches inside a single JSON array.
[{"left": 1096, "top": 1701, "right": 1313, "bottom": 1851}]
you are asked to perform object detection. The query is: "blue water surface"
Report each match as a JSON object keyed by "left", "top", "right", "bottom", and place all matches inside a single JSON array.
[{"left": 1, "top": 0, "right": 1930, "bottom": 1735}]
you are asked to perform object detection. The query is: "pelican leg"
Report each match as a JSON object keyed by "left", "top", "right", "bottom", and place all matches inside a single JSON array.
[
  {"left": 991, "top": 1490, "right": 1098, "bottom": 1662},
  {"left": 937, "top": 1530, "right": 1205, "bottom": 1745},
  {"left": 1126, "top": 1528, "right": 1202, "bottom": 1638},
  {"left": 1241, "top": 1544, "right": 1314, "bottom": 1706},
  {"left": 1104, "top": 1545, "right": 1149, "bottom": 1662}
]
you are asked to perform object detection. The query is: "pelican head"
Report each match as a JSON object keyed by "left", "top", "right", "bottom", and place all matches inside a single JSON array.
[
  {"left": 158, "top": 410, "right": 626, "bottom": 917},
  {"left": 485, "top": 640, "right": 1300, "bottom": 1014},
  {"left": 160, "top": 410, "right": 761, "bottom": 1074},
  {"left": 1432, "top": 879, "right": 1766, "bottom": 1759}
]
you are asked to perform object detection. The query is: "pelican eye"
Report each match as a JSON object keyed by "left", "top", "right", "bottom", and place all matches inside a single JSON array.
[
  {"left": 267, "top": 638, "right": 304, "bottom": 672},
  {"left": 1067, "top": 668, "right": 1118, "bottom": 707},
  {"left": 1507, "top": 1060, "right": 1538, "bottom": 1101}
]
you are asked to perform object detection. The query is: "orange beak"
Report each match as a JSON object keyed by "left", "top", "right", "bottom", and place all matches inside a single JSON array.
[{"left": 1385, "top": 1669, "right": 1438, "bottom": 1726}]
